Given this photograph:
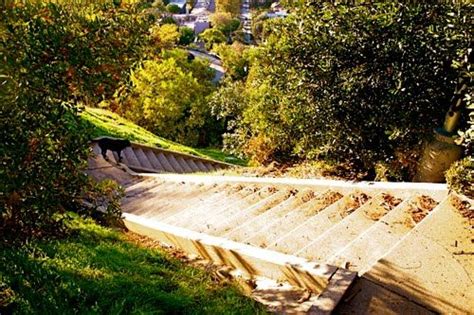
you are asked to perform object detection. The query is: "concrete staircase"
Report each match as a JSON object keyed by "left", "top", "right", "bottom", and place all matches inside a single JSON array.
[
  {"left": 91, "top": 141, "right": 233, "bottom": 174},
  {"left": 88, "top": 152, "right": 473, "bottom": 313}
]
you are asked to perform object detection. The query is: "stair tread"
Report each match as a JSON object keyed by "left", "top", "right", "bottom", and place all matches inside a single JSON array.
[
  {"left": 328, "top": 196, "right": 417, "bottom": 273},
  {"left": 267, "top": 192, "right": 369, "bottom": 255},
  {"left": 365, "top": 196, "right": 474, "bottom": 314},
  {"left": 296, "top": 193, "right": 389, "bottom": 261}
]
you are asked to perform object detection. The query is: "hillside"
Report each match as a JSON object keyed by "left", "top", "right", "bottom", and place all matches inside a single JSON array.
[{"left": 81, "top": 107, "right": 246, "bottom": 166}]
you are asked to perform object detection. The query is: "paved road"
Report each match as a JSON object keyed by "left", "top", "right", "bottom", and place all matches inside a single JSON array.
[{"left": 188, "top": 49, "right": 225, "bottom": 83}]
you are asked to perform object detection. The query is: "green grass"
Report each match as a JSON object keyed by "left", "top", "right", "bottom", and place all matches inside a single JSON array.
[
  {"left": 81, "top": 107, "right": 247, "bottom": 166},
  {"left": 0, "top": 218, "right": 265, "bottom": 314}
]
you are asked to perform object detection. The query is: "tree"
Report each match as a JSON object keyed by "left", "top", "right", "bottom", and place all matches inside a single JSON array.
[
  {"left": 179, "top": 26, "right": 195, "bottom": 45},
  {"left": 1, "top": 1, "right": 154, "bottom": 239},
  {"left": 121, "top": 49, "right": 216, "bottom": 146},
  {"left": 150, "top": 24, "right": 179, "bottom": 50},
  {"left": 215, "top": 0, "right": 240, "bottom": 15},
  {"left": 212, "top": 42, "right": 249, "bottom": 80},
  {"left": 210, "top": 12, "right": 240, "bottom": 37},
  {"left": 199, "top": 28, "right": 227, "bottom": 50},
  {"left": 166, "top": 3, "right": 181, "bottom": 13},
  {"left": 222, "top": 1, "right": 472, "bottom": 179}
]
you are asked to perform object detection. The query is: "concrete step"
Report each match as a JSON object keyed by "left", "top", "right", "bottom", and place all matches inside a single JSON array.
[
  {"left": 165, "top": 153, "right": 185, "bottom": 173},
  {"left": 194, "top": 159, "right": 209, "bottom": 172},
  {"left": 184, "top": 185, "right": 265, "bottom": 230},
  {"left": 156, "top": 152, "right": 176, "bottom": 172},
  {"left": 123, "top": 182, "right": 192, "bottom": 215},
  {"left": 185, "top": 158, "right": 201, "bottom": 172},
  {"left": 364, "top": 195, "right": 473, "bottom": 313},
  {"left": 207, "top": 189, "right": 294, "bottom": 236},
  {"left": 143, "top": 149, "right": 165, "bottom": 171},
  {"left": 327, "top": 195, "right": 419, "bottom": 273},
  {"left": 195, "top": 187, "right": 283, "bottom": 235},
  {"left": 144, "top": 184, "right": 225, "bottom": 222},
  {"left": 243, "top": 189, "right": 340, "bottom": 248},
  {"left": 191, "top": 185, "right": 275, "bottom": 232},
  {"left": 224, "top": 189, "right": 314, "bottom": 242},
  {"left": 134, "top": 147, "right": 153, "bottom": 169},
  {"left": 295, "top": 193, "right": 399, "bottom": 262},
  {"left": 267, "top": 192, "right": 372, "bottom": 255},
  {"left": 162, "top": 184, "right": 244, "bottom": 226},
  {"left": 123, "top": 146, "right": 141, "bottom": 167},
  {"left": 175, "top": 155, "right": 194, "bottom": 173}
]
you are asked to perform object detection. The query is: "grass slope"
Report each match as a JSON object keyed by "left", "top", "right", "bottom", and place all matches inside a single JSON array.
[
  {"left": 81, "top": 107, "right": 246, "bottom": 166},
  {"left": 0, "top": 218, "right": 265, "bottom": 314}
]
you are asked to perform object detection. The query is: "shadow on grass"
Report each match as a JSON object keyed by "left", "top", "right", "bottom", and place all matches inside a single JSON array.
[{"left": 0, "top": 220, "right": 264, "bottom": 314}]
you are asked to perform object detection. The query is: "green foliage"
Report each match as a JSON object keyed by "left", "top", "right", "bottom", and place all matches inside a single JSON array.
[
  {"left": 81, "top": 107, "right": 246, "bottom": 165},
  {"left": 82, "top": 179, "right": 125, "bottom": 226},
  {"left": 446, "top": 157, "right": 474, "bottom": 198},
  {"left": 0, "top": 1, "right": 154, "bottom": 240},
  {"left": 212, "top": 42, "right": 249, "bottom": 80},
  {"left": 210, "top": 12, "right": 240, "bottom": 37},
  {"left": 215, "top": 0, "right": 241, "bottom": 15},
  {"left": 179, "top": 26, "right": 195, "bottom": 45},
  {"left": 119, "top": 49, "right": 218, "bottom": 146},
  {"left": 200, "top": 28, "right": 227, "bottom": 50},
  {"left": 150, "top": 23, "right": 179, "bottom": 49},
  {"left": 0, "top": 218, "right": 265, "bottom": 314},
  {"left": 220, "top": 1, "right": 472, "bottom": 179},
  {"left": 161, "top": 15, "right": 177, "bottom": 24},
  {"left": 166, "top": 3, "right": 181, "bottom": 13}
]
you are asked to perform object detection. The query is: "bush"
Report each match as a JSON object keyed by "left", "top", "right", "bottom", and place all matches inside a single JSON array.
[
  {"left": 200, "top": 28, "right": 227, "bottom": 50},
  {"left": 119, "top": 49, "right": 217, "bottom": 146},
  {"left": 446, "top": 157, "right": 474, "bottom": 199},
  {"left": 166, "top": 3, "right": 181, "bottom": 13},
  {"left": 215, "top": 0, "right": 240, "bottom": 15},
  {"left": 0, "top": 2, "right": 152, "bottom": 241},
  {"left": 222, "top": 1, "right": 471, "bottom": 178},
  {"left": 210, "top": 12, "right": 240, "bottom": 37},
  {"left": 179, "top": 26, "right": 195, "bottom": 45}
]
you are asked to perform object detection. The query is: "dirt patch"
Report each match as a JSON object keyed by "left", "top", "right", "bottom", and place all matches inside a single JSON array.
[
  {"left": 407, "top": 195, "right": 438, "bottom": 224},
  {"left": 450, "top": 195, "right": 474, "bottom": 225},
  {"left": 228, "top": 184, "right": 244, "bottom": 194},
  {"left": 256, "top": 190, "right": 294, "bottom": 214},
  {"left": 364, "top": 193, "right": 402, "bottom": 221},
  {"left": 299, "top": 190, "right": 317, "bottom": 203},
  {"left": 304, "top": 190, "right": 343, "bottom": 216},
  {"left": 341, "top": 192, "right": 371, "bottom": 218}
]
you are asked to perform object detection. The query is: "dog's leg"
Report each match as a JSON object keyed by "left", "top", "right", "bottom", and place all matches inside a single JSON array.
[
  {"left": 101, "top": 147, "right": 109, "bottom": 161},
  {"left": 117, "top": 150, "right": 123, "bottom": 163}
]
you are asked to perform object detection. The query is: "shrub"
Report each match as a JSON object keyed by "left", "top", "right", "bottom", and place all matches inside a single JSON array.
[
  {"left": 215, "top": 0, "right": 240, "bottom": 15},
  {"left": 179, "top": 26, "right": 195, "bottom": 45},
  {"left": 150, "top": 24, "right": 179, "bottom": 49},
  {"left": 200, "top": 28, "right": 227, "bottom": 50},
  {"left": 446, "top": 157, "right": 474, "bottom": 199},
  {"left": 119, "top": 49, "right": 217, "bottom": 146},
  {"left": 0, "top": 2, "right": 152, "bottom": 241},
  {"left": 166, "top": 3, "right": 181, "bottom": 13},
  {"left": 224, "top": 1, "right": 471, "bottom": 179},
  {"left": 210, "top": 12, "right": 240, "bottom": 37}
]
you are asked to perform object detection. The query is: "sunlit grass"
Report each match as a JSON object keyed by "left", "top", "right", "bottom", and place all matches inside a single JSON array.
[
  {"left": 81, "top": 106, "right": 247, "bottom": 166},
  {"left": 0, "top": 218, "right": 265, "bottom": 314}
]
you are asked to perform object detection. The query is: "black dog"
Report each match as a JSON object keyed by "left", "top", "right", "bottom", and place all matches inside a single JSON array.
[{"left": 97, "top": 137, "right": 131, "bottom": 162}]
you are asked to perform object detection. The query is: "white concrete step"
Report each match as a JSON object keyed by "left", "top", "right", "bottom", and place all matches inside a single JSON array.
[
  {"left": 243, "top": 189, "right": 340, "bottom": 248},
  {"left": 328, "top": 195, "right": 420, "bottom": 273},
  {"left": 267, "top": 192, "right": 372, "bottom": 255},
  {"left": 295, "top": 193, "right": 398, "bottom": 262},
  {"left": 365, "top": 195, "right": 473, "bottom": 313}
]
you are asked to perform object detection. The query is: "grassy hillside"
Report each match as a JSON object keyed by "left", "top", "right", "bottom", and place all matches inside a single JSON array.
[
  {"left": 81, "top": 107, "right": 246, "bottom": 166},
  {"left": 0, "top": 218, "right": 264, "bottom": 314}
]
